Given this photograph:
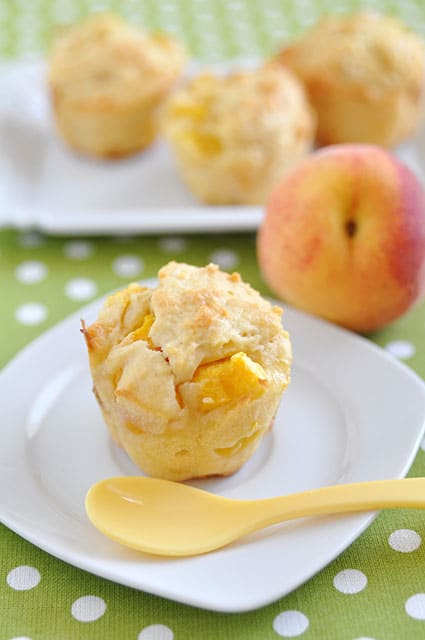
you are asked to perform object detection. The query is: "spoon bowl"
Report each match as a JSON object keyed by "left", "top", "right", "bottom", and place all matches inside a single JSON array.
[{"left": 85, "top": 476, "right": 425, "bottom": 556}]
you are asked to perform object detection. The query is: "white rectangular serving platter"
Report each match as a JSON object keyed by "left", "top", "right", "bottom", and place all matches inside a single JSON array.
[
  {"left": 0, "top": 60, "right": 424, "bottom": 235},
  {"left": 0, "top": 60, "right": 261, "bottom": 234}
]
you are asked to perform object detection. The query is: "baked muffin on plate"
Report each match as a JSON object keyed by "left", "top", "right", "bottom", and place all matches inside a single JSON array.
[
  {"left": 48, "top": 13, "right": 186, "bottom": 158},
  {"left": 276, "top": 12, "right": 425, "bottom": 147},
  {"left": 82, "top": 262, "right": 292, "bottom": 481},
  {"left": 162, "top": 64, "right": 315, "bottom": 204}
]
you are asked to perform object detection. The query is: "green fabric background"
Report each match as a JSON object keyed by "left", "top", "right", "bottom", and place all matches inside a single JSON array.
[{"left": 1, "top": 1, "right": 425, "bottom": 638}]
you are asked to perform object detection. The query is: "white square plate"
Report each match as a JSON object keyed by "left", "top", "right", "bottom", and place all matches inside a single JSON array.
[
  {"left": 1, "top": 287, "right": 425, "bottom": 612},
  {"left": 0, "top": 60, "right": 424, "bottom": 235}
]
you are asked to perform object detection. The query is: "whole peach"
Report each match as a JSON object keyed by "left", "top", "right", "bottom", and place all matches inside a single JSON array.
[{"left": 257, "top": 144, "right": 425, "bottom": 332}]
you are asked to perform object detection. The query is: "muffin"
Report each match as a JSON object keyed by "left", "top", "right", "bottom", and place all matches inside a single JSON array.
[
  {"left": 48, "top": 13, "right": 186, "bottom": 158},
  {"left": 276, "top": 12, "right": 425, "bottom": 147},
  {"left": 162, "top": 64, "right": 315, "bottom": 204},
  {"left": 82, "top": 262, "right": 291, "bottom": 481}
]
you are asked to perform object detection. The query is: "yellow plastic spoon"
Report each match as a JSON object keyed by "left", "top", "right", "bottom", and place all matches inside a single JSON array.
[{"left": 85, "top": 476, "right": 425, "bottom": 557}]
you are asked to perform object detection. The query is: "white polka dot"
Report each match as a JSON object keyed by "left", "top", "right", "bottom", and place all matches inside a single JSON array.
[
  {"left": 389, "top": 529, "right": 422, "bottom": 552},
  {"left": 209, "top": 249, "right": 239, "bottom": 270},
  {"left": 158, "top": 237, "right": 187, "bottom": 254},
  {"left": 71, "top": 595, "right": 106, "bottom": 622},
  {"left": 333, "top": 569, "right": 367, "bottom": 594},
  {"left": 15, "top": 260, "right": 48, "bottom": 284},
  {"left": 352, "top": 637, "right": 376, "bottom": 640},
  {"left": 18, "top": 231, "right": 44, "bottom": 247},
  {"left": 406, "top": 593, "right": 425, "bottom": 620},
  {"left": 8, "top": 637, "right": 33, "bottom": 640},
  {"left": 272, "top": 611, "right": 309, "bottom": 637},
  {"left": 138, "top": 624, "right": 174, "bottom": 640},
  {"left": 6, "top": 566, "right": 41, "bottom": 591},
  {"left": 112, "top": 255, "right": 144, "bottom": 278},
  {"left": 65, "top": 278, "right": 97, "bottom": 301},
  {"left": 64, "top": 241, "right": 93, "bottom": 260},
  {"left": 385, "top": 340, "right": 415, "bottom": 360},
  {"left": 15, "top": 302, "right": 47, "bottom": 325}
]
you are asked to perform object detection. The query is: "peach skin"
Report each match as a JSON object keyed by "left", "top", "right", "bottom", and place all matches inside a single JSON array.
[{"left": 257, "top": 144, "right": 425, "bottom": 332}]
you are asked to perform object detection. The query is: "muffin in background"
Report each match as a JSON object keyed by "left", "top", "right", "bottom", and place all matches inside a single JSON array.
[
  {"left": 82, "top": 262, "right": 292, "bottom": 481},
  {"left": 276, "top": 12, "right": 425, "bottom": 148},
  {"left": 162, "top": 64, "right": 315, "bottom": 204},
  {"left": 48, "top": 13, "right": 186, "bottom": 158}
]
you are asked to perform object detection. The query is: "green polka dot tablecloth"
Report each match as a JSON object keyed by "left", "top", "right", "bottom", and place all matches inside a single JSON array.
[{"left": 2, "top": 1, "right": 425, "bottom": 639}]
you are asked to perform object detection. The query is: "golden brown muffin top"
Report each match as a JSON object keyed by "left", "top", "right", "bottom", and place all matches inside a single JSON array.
[
  {"left": 277, "top": 12, "right": 425, "bottom": 95},
  {"left": 162, "top": 63, "right": 315, "bottom": 157},
  {"left": 48, "top": 13, "right": 186, "bottom": 103},
  {"left": 85, "top": 262, "right": 291, "bottom": 387},
  {"left": 151, "top": 261, "right": 291, "bottom": 383}
]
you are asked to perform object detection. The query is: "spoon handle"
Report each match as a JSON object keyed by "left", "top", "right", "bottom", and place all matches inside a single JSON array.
[{"left": 250, "top": 477, "right": 425, "bottom": 529}]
